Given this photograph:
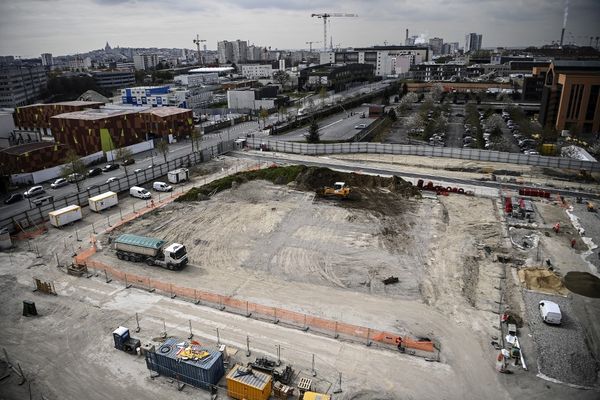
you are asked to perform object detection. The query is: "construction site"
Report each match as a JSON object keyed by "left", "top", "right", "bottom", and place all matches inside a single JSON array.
[{"left": 1, "top": 153, "right": 599, "bottom": 400}]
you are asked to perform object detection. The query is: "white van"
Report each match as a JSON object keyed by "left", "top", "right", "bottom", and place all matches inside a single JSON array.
[
  {"left": 539, "top": 300, "right": 562, "bottom": 325},
  {"left": 129, "top": 186, "right": 151, "bottom": 199},
  {"left": 153, "top": 182, "right": 173, "bottom": 192}
]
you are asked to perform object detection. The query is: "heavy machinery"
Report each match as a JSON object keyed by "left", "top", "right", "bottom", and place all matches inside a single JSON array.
[
  {"left": 310, "top": 13, "right": 358, "bottom": 52},
  {"left": 588, "top": 202, "right": 596, "bottom": 212},
  {"left": 112, "top": 326, "right": 141, "bottom": 355},
  {"left": 320, "top": 182, "right": 351, "bottom": 198},
  {"left": 114, "top": 233, "right": 188, "bottom": 270}
]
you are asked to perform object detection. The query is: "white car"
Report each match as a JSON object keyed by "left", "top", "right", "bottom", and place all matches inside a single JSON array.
[
  {"left": 354, "top": 123, "right": 367, "bottom": 129},
  {"left": 106, "top": 177, "right": 119, "bottom": 184},
  {"left": 24, "top": 185, "right": 45, "bottom": 198},
  {"left": 153, "top": 182, "right": 173, "bottom": 192},
  {"left": 50, "top": 178, "right": 68, "bottom": 189},
  {"left": 539, "top": 300, "right": 562, "bottom": 325},
  {"left": 133, "top": 168, "right": 143, "bottom": 174}
]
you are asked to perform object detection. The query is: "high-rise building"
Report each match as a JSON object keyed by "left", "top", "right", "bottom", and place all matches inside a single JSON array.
[
  {"left": 40, "top": 53, "right": 53, "bottom": 68},
  {"left": 133, "top": 54, "right": 159, "bottom": 70},
  {"left": 232, "top": 40, "right": 248, "bottom": 64},
  {"left": 217, "top": 41, "right": 234, "bottom": 64},
  {"left": 428, "top": 38, "right": 444, "bottom": 56},
  {"left": 0, "top": 63, "right": 47, "bottom": 108},
  {"left": 465, "top": 33, "right": 483, "bottom": 53}
]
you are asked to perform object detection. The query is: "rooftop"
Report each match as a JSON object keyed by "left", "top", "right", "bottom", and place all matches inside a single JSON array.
[
  {"left": 140, "top": 106, "right": 192, "bottom": 118},
  {"left": 189, "top": 67, "right": 234, "bottom": 73},
  {"left": 552, "top": 60, "right": 600, "bottom": 73},
  {"left": 0, "top": 141, "right": 60, "bottom": 156},
  {"left": 18, "top": 101, "right": 105, "bottom": 110},
  {"left": 51, "top": 107, "right": 138, "bottom": 121}
]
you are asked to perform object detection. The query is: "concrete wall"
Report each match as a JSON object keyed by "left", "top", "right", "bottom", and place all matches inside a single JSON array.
[
  {"left": 106, "top": 140, "right": 154, "bottom": 162},
  {"left": 10, "top": 150, "right": 104, "bottom": 185}
]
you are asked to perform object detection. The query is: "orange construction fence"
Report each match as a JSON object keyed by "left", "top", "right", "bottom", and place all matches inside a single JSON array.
[{"left": 74, "top": 248, "right": 437, "bottom": 355}]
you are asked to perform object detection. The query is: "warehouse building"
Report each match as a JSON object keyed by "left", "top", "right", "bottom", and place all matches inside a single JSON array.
[
  {"left": 14, "top": 101, "right": 105, "bottom": 135},
  {"left": 298, "top": 63, "right": 375, "bottom": 91},
  {"left": 0, "top": 142, "right": 69, "bottom": 175}
]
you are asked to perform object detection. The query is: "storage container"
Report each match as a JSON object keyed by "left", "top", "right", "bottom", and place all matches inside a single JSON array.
[
  {"left": 88, "top": 191, "right": 118, "bottom": 212},
  {"left": 145, "top": 338, "right": 224, "bottom": 391},
  {"left": 48, "top": 205, "right": 82, "bottom": 227},
  {"left": 226, "top": 364, "right": 272, "bottom": 400}
]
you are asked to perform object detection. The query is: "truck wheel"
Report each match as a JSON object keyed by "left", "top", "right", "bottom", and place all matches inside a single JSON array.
[
  {"left": 167, "top": 264, "right": 174, "bottom": 270},
  {"left": 117, "top": 253, "right": 123, "bottom": 260},
  {"left": 123, "top": 254, "right": 129, "bottom": 261},
  {"left": 146, "top": 259, "right": 154, "bottom": 266}
]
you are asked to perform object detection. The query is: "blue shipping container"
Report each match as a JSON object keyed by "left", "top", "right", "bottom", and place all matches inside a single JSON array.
[{"left": 145, "top": 338, "right": 225, "bottom": 390}]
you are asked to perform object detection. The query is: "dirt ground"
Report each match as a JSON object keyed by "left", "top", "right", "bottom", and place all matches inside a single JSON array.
[{"left": 1, "top": 157, "right": 599, "bottom": 399}]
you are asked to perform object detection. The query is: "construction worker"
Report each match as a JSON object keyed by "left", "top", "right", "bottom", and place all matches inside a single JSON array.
[
  {"left": 553, "top": 222, "right": 560, "bottom": 233},
  {"left": 571, "top": 238, "right": 576, "bottom": 248}
]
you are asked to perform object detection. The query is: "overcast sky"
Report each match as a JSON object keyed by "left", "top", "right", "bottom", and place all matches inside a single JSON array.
[{"left": 1, "top": 0, "right": 599, "bottom": 57}]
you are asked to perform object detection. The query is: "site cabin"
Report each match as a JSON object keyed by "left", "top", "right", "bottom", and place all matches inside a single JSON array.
[
  {"left": 168, "top": 168, "right": 189, "bottom": 184},
  {"left": 88, "top": 191, "right": 118, "bottom": 212},
  {"left": 48, "top": 205, "right": 82, "bottom": 228}
]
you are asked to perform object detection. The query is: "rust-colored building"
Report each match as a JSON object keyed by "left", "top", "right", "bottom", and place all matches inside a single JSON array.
[
  {"left": 140, "top": 107, "right": 194, "bottom": 140},
  {"left": 13, "top": 101, "right": 105, "bottom": 134},
  {"left": 537, "top": 60, "right": 600, "bottom": 135},
  {"left": 0, "top": 142, "right": 69, "bottom": 174},
  {"left": 49, "top": 106, "right": 194, "bottom": 156}
]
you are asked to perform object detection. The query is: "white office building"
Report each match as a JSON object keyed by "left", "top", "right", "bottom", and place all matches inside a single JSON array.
[
  {"left": 241, "top": 64, "right": 274, "bottom": 79},
  {"left": 133, "top": 54, "right": 159, "bottom": 70}
]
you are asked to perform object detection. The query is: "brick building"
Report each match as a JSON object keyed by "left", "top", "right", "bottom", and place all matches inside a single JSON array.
[
  {"left": 140, "top": 107, "right": 194, "bottom": 140},
  {"left": 0, "top": 142, "right": 69, "bottom": 174}
]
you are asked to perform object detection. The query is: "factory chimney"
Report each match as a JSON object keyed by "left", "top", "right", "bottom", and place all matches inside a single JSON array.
[{"left": 560, "top": 0, "right": 569, "bottom": 47}]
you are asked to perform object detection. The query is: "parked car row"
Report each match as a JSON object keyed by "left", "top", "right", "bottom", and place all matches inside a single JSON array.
[{"left": 502, "top": 111, "right": 539, "bottom": 155}]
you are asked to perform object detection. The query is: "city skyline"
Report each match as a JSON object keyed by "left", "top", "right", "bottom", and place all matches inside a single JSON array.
[{"left": 1, "top": 0, "right": 599, "bottom": 57}]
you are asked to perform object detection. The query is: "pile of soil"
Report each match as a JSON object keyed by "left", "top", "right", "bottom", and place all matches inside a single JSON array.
[
  {"left": 563, "top": 271, "right": 600, "bottom": 298},
  {"left": 294, "top": 167, "right": 420, "bottom": 198},
  {"left": 517, "top": 267, "right": 568, "bottom": 296}
]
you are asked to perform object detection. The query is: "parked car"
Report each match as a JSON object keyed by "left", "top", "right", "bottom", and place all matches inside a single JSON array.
[
  {"left": 87, "top": 167, "right": 103, "bottom": 177},
  {"left": 106, "top": 177, "right": 119, "bottom": 184},
  {"left": 354, "top": 123, "right": 367, "bottom": 129},
  {"left": 4, "top": 193, "right": 24, "bottom": 204},
  {"left": 50, "top": 178, "right": 69, "bottom": 189},
  {"left": 102, "top": 164, "right": 119, "bottom": 172},
  {"left": 122, "top": 158, "right": 135, "bottom": 166},
  {"left": 539, "top": 300, "right": 562, "bottom": 325},
  {"left": 67, "top": 173, "right": 85, "bottom": 183},
  {"left": 129, "top": 186, "right": 151, "bottom": 199},
  {"left": 86, "top": 184, "right": 99, "bottom": 191},
  {"left": 24, "top": 186, "right": 45, "bottom": 198},
  {"left": 147, "top": 164, "right": 154, "bottom": 169},
  {"left": 133, "top": 168, "right": 143, "bottom": 174},
  {"left": 153, "top": 182, "right": 173, "bottom": 192}
]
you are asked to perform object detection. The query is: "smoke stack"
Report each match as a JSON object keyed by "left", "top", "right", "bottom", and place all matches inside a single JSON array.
[
  {"left": 406, "top": 29, "right": 409, "bottom": 41},
  {"left": 560, "top": 0, "right": 569, "bottom": 47}
]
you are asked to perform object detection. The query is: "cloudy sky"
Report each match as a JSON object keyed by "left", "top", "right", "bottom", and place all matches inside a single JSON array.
[{"left": 1, "top": 0, "right": 599, "bottom": 57}]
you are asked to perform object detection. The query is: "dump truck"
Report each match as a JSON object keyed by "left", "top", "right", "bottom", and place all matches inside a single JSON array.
[
  {"left": 114, "top": 233, "right": 188, "bottom": 270},
  {"left": 168, "top": 168, "right": 189, "bottom": 184},
  {"left": 112, "top": 326, "right": 140, "bottom": 355},
  {"left": 319, "top": 182, "right": 351, "bottom": 198}
]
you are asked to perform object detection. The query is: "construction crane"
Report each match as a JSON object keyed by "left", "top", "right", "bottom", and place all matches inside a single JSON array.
[
  {"left": 311, "top": 13, "right": 358, "bottom": 52},
  {"left": 305, "top": 41, "right": 322, "bottom": 52},
  {"left": 193, "top": 34, "right": 206, "bottom": 65}
]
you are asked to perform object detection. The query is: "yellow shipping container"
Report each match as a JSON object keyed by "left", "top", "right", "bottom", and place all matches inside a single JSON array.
[
  {"left": 303, "top": 392, "right": 331, "bottom": 400},
  {"left": 226, "top": 364, "right": 272, "bottom": 400}
]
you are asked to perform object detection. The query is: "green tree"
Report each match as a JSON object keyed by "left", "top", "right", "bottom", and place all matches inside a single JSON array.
[
  {"left": 114, "top": 147, "right": 133, "bottom": 175},
  {"left": 259, "top": 108, "right": 269, "bottom": 128},
  {"left": 305, "top": 119, "right": 320, "bottom": 143},
  {"left": 156, "top": 140, "right": 169, "bottom": 163},
  {"left": 60, "top": 149, "right": 86, "bottom": 192},
  {"left": 273, "top": 70, "right": 290, "bottom": 89}
]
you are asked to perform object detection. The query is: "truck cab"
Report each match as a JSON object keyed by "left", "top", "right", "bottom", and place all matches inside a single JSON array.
[{"left": 164, "top": 243, "right": 188, "bottom": 268}]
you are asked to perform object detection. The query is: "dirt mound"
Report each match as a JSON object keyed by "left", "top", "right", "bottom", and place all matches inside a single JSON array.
[
  {"left": 294, "top": 167, "right": 420, "bottom": 197},
  {"left": 563, "top": 271, "right": 600, "bottom": 298},
  {"left": 518, "top": 267, "right": 568, "bottom": 296}
]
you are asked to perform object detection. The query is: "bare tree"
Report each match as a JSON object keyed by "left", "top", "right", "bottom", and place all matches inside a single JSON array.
[
  {"left": 319, "top": 87, "right": 327, "bottom": 107},
  {"left": 60, "top": 149, "right": 86, "bottom": 192},
  {"left": 114, "top": 147, "right": 133, "bottom": 175},
  {"left": 190, "top": 127, "right": 202, "bottom": 153},
  {"left": 259, "top": 108, "right": 269, "bottom": 129},
  {"left": 272, "top": 70, "right": 290, "bottom": 90},
  {"left": 156, "top": 140, "right": 169, "bottom": 163}
]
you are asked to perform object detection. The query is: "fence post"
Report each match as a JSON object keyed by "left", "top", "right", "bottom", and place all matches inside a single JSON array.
[
  {"left": 170, "top": 283, "right": 176, "bottom": 299},
  {"left": 194, "top": 289, "right": 199, "bottom": 304},
  {"left": 311, "top": 354, "right": 317, "bottom": 377},
  {"left": 161, "top": 319, "right": 167, "bottom": 339},
  {"left": 246, "top": 335, "right": 251, "bottom": 357},
  {"left": 273, "top": 308, "right": 279, "bottom": 324},
  {"left": 147, "top": 277, "right": 154, "bottom": 292},
  {"left": 104, "top": 269, "right": 112, "bottom": 283},
  {"left": 366, "top": 328, "right": 372, "bottom": 346},
  {"left": 124, "top": 274, "right": 131, "bottom": 289},
  {"left": 135, "top": 312, "right": 141, "bottom": 333},
  {"left": 188, "top": 319, "right": 193, "bottom": 339},
  {"left": 245, "top": 301, "right": 251, "bottom": 317},
  {"left": 216, "top": 328, "right": 220, "bottom": 346}
]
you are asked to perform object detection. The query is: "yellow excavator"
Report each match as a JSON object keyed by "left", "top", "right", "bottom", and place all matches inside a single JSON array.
[
  {"left": 588, "top": 202, "right": 596, "bottom": 212},
  {"left": 320, "top": 182, "right": 351, "bottom": 198}
]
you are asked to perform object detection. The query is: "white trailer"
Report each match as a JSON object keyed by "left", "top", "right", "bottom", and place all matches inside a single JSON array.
[
  {"left": 168, "top": 168, "right": 189, "bottom": 184},
  {"left": 88, "top": 191, "right": 118, "bottom": 212},
  {"left": 49, "top": 205, "right": 82, "bottom": 228}
]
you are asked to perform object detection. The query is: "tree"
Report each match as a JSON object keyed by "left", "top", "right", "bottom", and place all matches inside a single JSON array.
[
  {"left": 402, "top": 82, "right": 408, "bottom": 97},
  {"left": 319, "top": 87, "right": 328, "bottom": 107},
  {"left": 156, "top": 140, "right": 169, "bottom": 163},
  {"left": 485, "top": 114, "right": 504, "bottom": 132},
  {"left": 277, "top": 105, "right": 288, "bottom": 122},
  {"left": 259, "top": 108, "right": 269, "bottom": 128},
  {"left": 387, "top": 108, "right": 397, "bottom": 121},
  {"left": 430, "top": 83, "right": 444, "bottom": 103},
  {"left": 60, "top": 149, "right": 86, "bottom": 192},
  {"left": 273, "top": 70, "right": 290, "bottom": 89},
  {"left": 114, "top": 147, "right": 133, "bottom": 175},
  {"left": 190, "top": 128, "right": 202, "bottom": 153},
  {"left": 305, "top": 119, "right": 320, "bottom": 143}
]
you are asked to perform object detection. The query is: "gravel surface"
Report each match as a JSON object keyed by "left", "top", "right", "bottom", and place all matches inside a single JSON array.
[{"left": 523, "top": 290, "right": 598, "bottom": 387}]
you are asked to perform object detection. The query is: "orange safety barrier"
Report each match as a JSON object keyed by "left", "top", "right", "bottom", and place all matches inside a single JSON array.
[{"left": 74, "top": 247, "right": 438, "bottom": 355}]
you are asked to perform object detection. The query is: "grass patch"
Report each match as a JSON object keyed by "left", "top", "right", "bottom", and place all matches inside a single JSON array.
[{"left": 176, "top": 165, "right": 307, "bottom": 202}]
